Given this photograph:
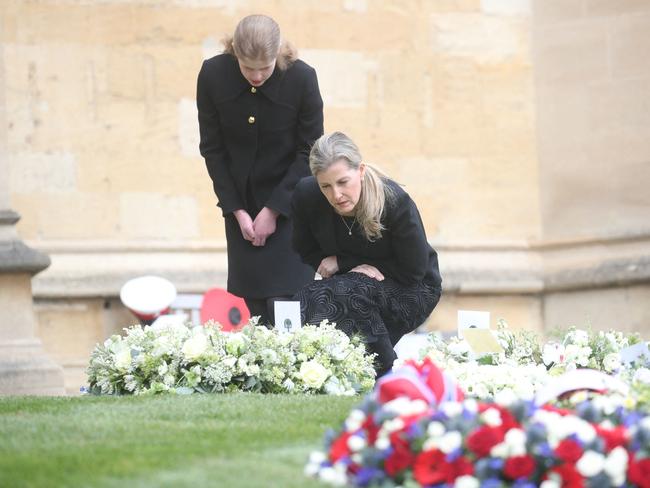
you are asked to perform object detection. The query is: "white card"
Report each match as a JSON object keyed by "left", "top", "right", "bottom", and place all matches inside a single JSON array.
[
  {"left": 619, "top": 342, "right": 650, "bottom": 365},
  {"left": 274, "top": 301, "right": 302, "bottom": 334},
  {"left": 457, "top": 310, "right": 490, "bottom": 338}
]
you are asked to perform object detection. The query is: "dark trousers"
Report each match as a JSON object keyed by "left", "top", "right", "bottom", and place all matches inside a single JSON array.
[
  {"left": 244, "top": 296, "right": 292, "bottom": 327},
  {"left": 294, "top": 273, "right": 441, "bottom": 378}
]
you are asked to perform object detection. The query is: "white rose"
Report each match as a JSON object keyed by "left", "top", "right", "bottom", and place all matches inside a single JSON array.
[
  {"left": 543, "top": 343, "right": 564, "bottom": 366},
  {"left": 225, "top": 333, "right": 245, "bottom": 356},
  {"left": 157, "top": 362, "right": 168, "bottom": 376},
  {"left": 578, "top": 346, "right": 592, "bottom": 366},
  {"left": 182, "top": 331, "right": 208, "bottom": 360},
  {"left": 299, "top": 360, "right": 331, "bottom": 389},
  {"left": 114, "top": 347, "right": 132, "bottom": 370},
  {"left": 324, "top": 376, "right": 344, "bottom": 395}
]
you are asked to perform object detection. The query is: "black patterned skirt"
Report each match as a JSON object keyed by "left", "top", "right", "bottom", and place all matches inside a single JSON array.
[{"left": 293, "top": 272, "right": 441, "bottom": 346}]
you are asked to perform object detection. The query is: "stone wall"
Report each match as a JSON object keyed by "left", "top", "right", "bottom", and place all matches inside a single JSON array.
[{"left": 1, "top": 0, "right": 648, "bottom": 392}]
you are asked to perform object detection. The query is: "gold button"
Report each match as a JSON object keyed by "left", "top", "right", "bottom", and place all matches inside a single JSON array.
[
  {"left": 248, "top": 116, "right": 255, "bottom": 124},
  {"left": 251, "top": 87, "right": 257, "bottom": 93}
]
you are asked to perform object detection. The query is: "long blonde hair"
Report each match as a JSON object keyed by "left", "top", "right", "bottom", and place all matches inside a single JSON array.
[
  {"left": 222, "top": 15, "right": 297, "bottom": 70},
  {"left": 309, "top": 132, "right": 395, "bottom": 241}
]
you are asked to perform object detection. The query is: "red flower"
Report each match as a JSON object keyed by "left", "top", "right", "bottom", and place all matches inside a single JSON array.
[
  {"left": 466, "top": 426, "right": 505, "bottom": 457},
  {"left": 362, "top": 417, "right": 380, "bottom": 446},
  {"left": 329, "top": 432, "right": 352, "bottom": 463},
  {"left": 504, "top": 455, "right": 536, "bottom": 479},
  {"left": 384, "top": 432, "right": 416, "bottom": 476},
  {"left": 413, "top": 449, "right": 473, "bottom": 485},
  {"left": 541, "top": 404, "right": 575, "bottom": 417},
  {"left": 628, "top": 457, "right": 650, "bottom": 488},
  {"left": 551, "top": 463, "right": 585, "bottom": 488},
  {"left": 554, "top": 439, "right": 583, "bottom": 464},
  {"left": 595, "top": 425, "right": 628, "bottom": 452}
]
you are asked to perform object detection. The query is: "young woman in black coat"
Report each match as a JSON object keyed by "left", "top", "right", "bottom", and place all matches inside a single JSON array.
[
  {"left": 291, "top": 132, "right": 442, "bottom": 377},
  {"left": 197, "top": 15, "right": 324, "bottom": 323}
]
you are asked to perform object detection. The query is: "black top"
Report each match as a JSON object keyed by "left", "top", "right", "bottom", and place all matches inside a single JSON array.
[
  {"left": 196, "top": 54, "right": 323, "bottom": 297},
  {"left": 197, "top": 54, "right": 324, "bottom": 217},
  {"left": 291, "top": 177, "right": 442, "bottom": 287}
]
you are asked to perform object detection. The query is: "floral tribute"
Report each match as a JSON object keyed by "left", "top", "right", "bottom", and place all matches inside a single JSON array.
[
  {"left": 86, "top": 320, "right": 376, "bottom": 395},
  {"left": 306, "top": 357, "right": 650, "bottom": 488},
  {"left": 420, "top": 325, "right": 650, "bottom": 406}
]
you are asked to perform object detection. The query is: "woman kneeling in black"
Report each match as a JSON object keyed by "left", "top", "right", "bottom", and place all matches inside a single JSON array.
[{"left": 291, "top": 132, "right": 442, "bottom": 377}]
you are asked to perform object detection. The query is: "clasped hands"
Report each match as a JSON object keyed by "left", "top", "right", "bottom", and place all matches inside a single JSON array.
[
  {"left": 317, "top": 255, "right": 384, "bottom": 281},
  {"left": 234, "top": 207, "right": 279, "bottom": 247}
]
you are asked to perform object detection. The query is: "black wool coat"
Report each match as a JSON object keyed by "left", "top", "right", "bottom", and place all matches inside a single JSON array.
[
  {"left": 291, "top": 177, "right": 442, "bottom": 288},
  {"left": 197, "top": 54, "right": 324, "bottom": 298}
]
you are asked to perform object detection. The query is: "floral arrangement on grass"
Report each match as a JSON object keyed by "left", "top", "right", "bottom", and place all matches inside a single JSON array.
[
  {"left": 306, "top": 358, "right": 650, "bottom": 488},
  {"left": 86, "top": 320, "right": 376, "bottom": 396},
  {"left": 419, "top": 324, "right": 649, "bottom": 404}
]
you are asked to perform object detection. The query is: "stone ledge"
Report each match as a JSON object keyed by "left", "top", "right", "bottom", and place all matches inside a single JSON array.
[
  {"left": 0, "top": 239, "right": 51, "bottom": 274},
  {"left": 25, "top": 237, "right": 650, "bottom": 298}
]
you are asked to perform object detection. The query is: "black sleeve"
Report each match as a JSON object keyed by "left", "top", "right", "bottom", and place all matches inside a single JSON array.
[
  {"left": 291, "top": 182, "right": 326, "bottom": 271},
  {"left": 265, "top": 67, "right": 324, "bottom": 217},
  {"left": 196, "top": 61, "right": 244, "bottom": 215},
  {"left": 337, "top": 194, "right": 431, "bottom": 285}
]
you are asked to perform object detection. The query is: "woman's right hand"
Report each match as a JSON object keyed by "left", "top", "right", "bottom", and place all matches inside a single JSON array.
[
  {"left": 350, "top": 264, "right": 385, "bottom": 281},
  {"left": 233, "top": 209, "right": 256, "bottom": 242},
  {"left": 317, "top": 255, "right": 339, "bottom": 279}
]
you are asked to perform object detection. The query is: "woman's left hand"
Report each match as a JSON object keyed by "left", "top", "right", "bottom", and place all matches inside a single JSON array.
[
  {"left": 252, "top": 207, "right": 279, "bottom": 246},
  {"left": 350, "top": 264, "right": 385, "bottom": 281}
]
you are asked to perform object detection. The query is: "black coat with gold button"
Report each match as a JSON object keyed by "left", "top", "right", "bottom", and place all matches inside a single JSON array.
[{"left": 197, "top": 53, "right": 323, "bottom": 299}]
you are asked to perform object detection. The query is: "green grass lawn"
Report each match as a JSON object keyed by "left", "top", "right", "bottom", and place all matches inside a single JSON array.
[{"left": 0, "top": 393, "right": 358, "bottom": 488}]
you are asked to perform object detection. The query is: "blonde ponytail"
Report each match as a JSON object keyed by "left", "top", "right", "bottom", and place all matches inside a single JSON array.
[{"left": 309, "top": 132, "right": 395, "bottom": 241}]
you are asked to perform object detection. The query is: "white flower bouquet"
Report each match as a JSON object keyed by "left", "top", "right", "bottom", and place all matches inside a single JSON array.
[
  {"left": 86, "top": 320, "right": 376, "bottom": 396},
  {"left": 418, "top": 323, "right": 650, "bottom": 406}
]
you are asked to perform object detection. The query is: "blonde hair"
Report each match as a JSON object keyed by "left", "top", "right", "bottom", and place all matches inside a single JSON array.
[
  {"left": 222, "top": 15, "right": 297, "bottom": 70},
  {"left": 309, "top": 132, "right": 395, "bottom": 241}
]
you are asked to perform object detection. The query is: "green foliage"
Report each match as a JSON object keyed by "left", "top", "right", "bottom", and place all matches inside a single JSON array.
[{"left": 0, "top": 393, "right": 357, "bottom": 488}]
